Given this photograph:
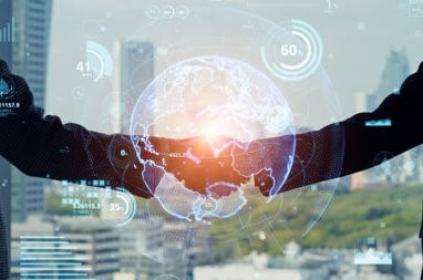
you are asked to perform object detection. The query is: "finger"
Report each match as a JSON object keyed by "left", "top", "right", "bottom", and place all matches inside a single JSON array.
[
  {"left": 0, "top": 59, "right": 11, "bottom": 75},
  {"left": 418, "top": 61, "right": 423, "bottom": 73}
]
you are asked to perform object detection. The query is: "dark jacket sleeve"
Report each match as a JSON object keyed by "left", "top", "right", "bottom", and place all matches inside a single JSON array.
[
  {"left": 1, "top": 62, "right": 423, "bottom": 198},
  {"left": 281, "top": 89, "right": 423, "bottom": 192},
  {"left": 1, "top": 93, "right": 422, "bottom": 197},
  {"left": 0, "top": 111, "right": 152, "bottom": 198}
]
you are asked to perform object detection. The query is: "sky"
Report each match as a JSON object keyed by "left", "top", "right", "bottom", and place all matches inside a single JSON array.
[{"left": 46, "top": 0, "right": 423, "bottom": 132}]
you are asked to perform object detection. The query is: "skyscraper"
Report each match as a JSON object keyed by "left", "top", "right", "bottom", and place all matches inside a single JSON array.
[
  {"left": 11, "top": 0, "right": 53, "bottom": 221},
  {"left": 12, "top": 0, "right": 52, "bottom": 107},
  {"left": 352, "top": 50, "right": 420, "bottom": 189},
  {"left": 11, "top": 216, "right": 120, "bottom": 280},
  {"left": 0, "top": 1, "right": 13, "bottom": 277},
  {"left": 119, "top": 217, "right": 166, "bottom": 279},
  {"left": 374, "top": 50, "right": 410, "bottom": 184},
  {"left": 116, "top": 41, "right": 155, "bottom": 133},
  {"left": 367, "top": 49, "right": 410, "bottom": 111}
]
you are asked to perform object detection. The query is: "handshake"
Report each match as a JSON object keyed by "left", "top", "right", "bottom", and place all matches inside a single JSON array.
[
  {"left": 114, "top": 133, "right": 295, "bottom": 199},
  {"left": 3, "top": 58, "right": 421, "bottom": 203},
  {"left": 0, "top": 59, "right": 296, "bottom": 200},
  {"left": 15, "top": 57, "right": 418, "bottom": 202}
]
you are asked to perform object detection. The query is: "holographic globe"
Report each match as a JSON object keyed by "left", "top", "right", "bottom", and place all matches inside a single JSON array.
[{"left": 130, "top": 56, "right": 296, "bottom": 221}]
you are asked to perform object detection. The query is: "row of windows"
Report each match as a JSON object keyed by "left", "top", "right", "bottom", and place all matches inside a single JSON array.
[
  {"left": 95, "top": 247, "right": 119, "bottom": 254},
  {"left": 27, "top": 81, "right": 45, "bottom": 88},
  {"left": 27, "top": 33, "right": 45, "bottom": 41},
  {"left": 95, "top": 257, "right": 120, "bottom": 264},
  {"left": 26, "top": 56, "right": 47, "bottom": 63},
  {"left": 32, "top": 88, "right": 46, "bottom": 95},
  {"left": 95, "top": 269, "right": 121, "bottom": 276},
  {"left": 28, "top": 0, "right": 49, "bottom": 6},
  {"left": 26, "top": 24, "right": 47, "bottom": 33},
  {"left": 27, "top": 71, "right": 45, "bottom": 78},
  {"left": 26, "top": 67, "right": 46, "bottom": 76},
  {"left": 26, "top": 71, "right": 46, "bottom": 80},
  {"left": 28, "top": 7, "right": 48, "bottom": 16},
  {"left": 27, "top": 43, "right": 45, "bottom": 49},
  {"left": 27, "top": 15, "right": 47, "bottom": 25}
]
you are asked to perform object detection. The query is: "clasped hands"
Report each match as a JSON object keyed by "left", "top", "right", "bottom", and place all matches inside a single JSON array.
[
  {"left": 0, "top": 59, "right": 289, "bottom": 200},
  {"left": 132, "top": 135, "right": 284, "bottom": 198}
]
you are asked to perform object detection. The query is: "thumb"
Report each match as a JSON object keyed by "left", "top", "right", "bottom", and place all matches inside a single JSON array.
[
  {"left": 0, "top": 59, "right": 11, "bottom": 75},
  {"left": 418, "top": 61, "right": 423, "bottom": 73},
  {"left": 0, "top": 59, "right": 13, "bottom": 99}
]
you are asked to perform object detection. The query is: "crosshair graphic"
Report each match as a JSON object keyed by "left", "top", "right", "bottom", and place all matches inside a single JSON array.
[
  {"left": 97, "top": 187, "right": 137, "bottom": 227},
  {"left": 76, "top": 40, "right": 113, "bottom": 82},
  {"left": 261, "top": 19, "right": 323, "bottom": 81}
]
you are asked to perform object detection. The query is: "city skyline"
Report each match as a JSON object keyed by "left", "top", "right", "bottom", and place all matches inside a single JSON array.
[
  {"left": 5, "top": 1, "right": 423, "bottom": 279},
  {"left": 46, "top": 0, "right": 423, "bottom": 131}
]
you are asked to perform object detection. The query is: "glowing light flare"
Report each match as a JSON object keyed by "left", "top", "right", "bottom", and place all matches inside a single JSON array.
[
  {"left": 202, "top": 123, "right": 220, "bottom": 141},
  {"left": 130, "top": 55, "right": 297, "bottom": 221},
  {"left": 198, "top": 121, "right": 242, "bottom": 158}
]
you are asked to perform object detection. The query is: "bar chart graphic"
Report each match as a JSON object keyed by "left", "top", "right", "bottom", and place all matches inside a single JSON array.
[{"left": 0, "top": 17, "right": 14, "bottom": 43}]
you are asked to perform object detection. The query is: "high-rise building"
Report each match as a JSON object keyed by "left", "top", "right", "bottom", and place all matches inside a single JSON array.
[
  {"left": 367, "top": 49, "right": 410, "bottom": 111},
  {"left": 11, "top": 216, "right": 120, "bottom": 280},
  {"left": 163, "top": 221, "right": 212, "bottom": 270},
  {"left": 11, "top": 0, "right": 53, "bottom": 222},
  {"left": 114, "top": 41, "right": 155, "bottom": 133},
  {"left": 10, "top": 216, "right": 55, "bottom": 280},
  {"left": 354, "top": 91, "right": 369, "bottom": 113},
  {"left": 368, "top": 50, "right": 410, "bottom": 185},
  {"left": 12, "top": 0, "right": 52, "bottom": 107},
  {"left": 58, "top": 217, "right": 120, "bottom": 280},
  {"left": 0, "top": 0, "right": 13, "bottom": 277},
  {"left": 118, "top": 217, "right": 191, "bottom": 280},
  {"left": 404, "top": 146, "right": 423, "bottom": 182},
  {"left": 353, "top": 50, "right": 418, "bottom": 188},
  {"left": 119, "top": 217, "right": 165, "bottom": 279}
]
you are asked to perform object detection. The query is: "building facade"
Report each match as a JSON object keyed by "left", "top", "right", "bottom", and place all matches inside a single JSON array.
[
  {"left": 11, "top": 0, "right": 53, "bottom": 222},
  {"left": 11, "top": 216, "right": 120, "bottom": 280},
  {"left": 117, "top": 41, "right": 155, "bottom": 133}
]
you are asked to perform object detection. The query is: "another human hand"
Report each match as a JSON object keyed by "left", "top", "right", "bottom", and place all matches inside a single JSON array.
[
  {"left": 135, "top": 135, "right": 253, "bottom": 197},
  {"left": 0, "top": 59, "right": 38, "bottom": 117}
]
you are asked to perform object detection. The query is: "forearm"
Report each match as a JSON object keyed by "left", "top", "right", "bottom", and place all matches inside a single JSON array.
[
  {"left": 0, "top": 113, "right": 105, "bottom": 178},
  {"left": 0, "top": 111, "right": 154, "bottom": 197},
  {"left": 282, "top": 93, "right": 423, "bottom": 192},
  {"left": 280, "top": 123, "right": 345, "bottom": 192}
]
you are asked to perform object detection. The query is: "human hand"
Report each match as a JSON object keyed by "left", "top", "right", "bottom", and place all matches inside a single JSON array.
[
  {"left": 135, "top": 135, "right": 253, "bottom": 198},
  {"left": 0, "top": 59, "right": 38, "bottom": 117},
  {"left": 136, "top": 134, "right": 295, "bottom": 198},
  {"left": 233, "top": 136, "right": 295, "bottom": 197}
]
